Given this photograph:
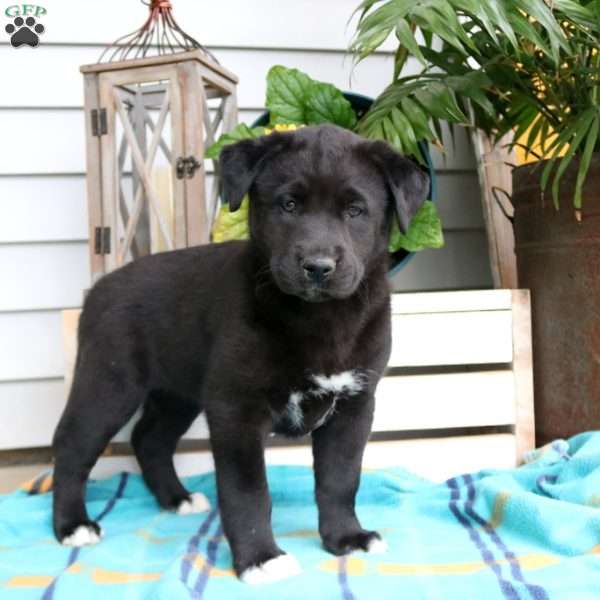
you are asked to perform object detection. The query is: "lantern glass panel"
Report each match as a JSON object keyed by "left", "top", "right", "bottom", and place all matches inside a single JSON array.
[{"left": 111, "top": 80, "right": 177, "bottom": 263}]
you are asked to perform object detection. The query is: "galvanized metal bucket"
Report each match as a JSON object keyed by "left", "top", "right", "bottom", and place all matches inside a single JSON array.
[{"left": 512, "top": 156, "right": 600, "bottom": 444}]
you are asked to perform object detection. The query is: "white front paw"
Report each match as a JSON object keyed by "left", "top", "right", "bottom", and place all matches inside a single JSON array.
[
  {"left": 61, "top": 524, "right": 103, "bottom": 547},
  {"left": 240, "top": 553, "right": 302, "bottom": 585},
  {"left": 366, "top": 537, "right": 388, "bottom": 554}
]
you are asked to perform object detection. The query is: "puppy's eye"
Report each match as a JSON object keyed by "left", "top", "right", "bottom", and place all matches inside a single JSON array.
[
  {"left": 346, "top": 205, "right": 363, "bottom": 218},
  {"left": 281, "top": 199, "right": 297, "bottom": 213}
]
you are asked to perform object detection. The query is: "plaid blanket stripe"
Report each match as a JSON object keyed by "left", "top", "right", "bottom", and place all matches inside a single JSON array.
[{"left": 3, "top": 433, "right": 600, "bottom": 599}]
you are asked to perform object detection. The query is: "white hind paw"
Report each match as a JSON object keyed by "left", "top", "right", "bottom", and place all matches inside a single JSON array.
[{"left": 176, "top": 492, "right": 210, "bottom": 515}]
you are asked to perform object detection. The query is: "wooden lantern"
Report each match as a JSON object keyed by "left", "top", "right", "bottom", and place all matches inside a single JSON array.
[{"left": 80, "top": 1, "right": 238, "bottom": 282}]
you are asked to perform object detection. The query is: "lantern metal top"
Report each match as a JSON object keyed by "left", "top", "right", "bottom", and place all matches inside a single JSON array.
[
  {"left": 97, "top": 0, "right": 218, "bottom": 65},
  {"left": 80, "top": 48, "right": 238, "bottom": 87}
]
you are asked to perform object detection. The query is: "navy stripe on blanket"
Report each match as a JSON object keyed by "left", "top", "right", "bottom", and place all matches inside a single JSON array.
[
  {"left": 447, "top": 477, "right": 521, "bottom": 600},
  {"left": 180, "top": 508, "right": 219, "bottom": 588},
  {"left": 42, "top": 472, "right": 130, "bottom": 600},
  {"left": 338, "top": 556, "right": 356, "bottom": 600},
  {"left": 462, "top": 474, "right": 549, "bottom": 600},
  {"left": 192, "top": 522, "right": 225, "bottom": 598}
]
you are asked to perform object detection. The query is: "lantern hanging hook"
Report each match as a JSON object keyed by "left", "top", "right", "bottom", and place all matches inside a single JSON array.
[{"left": 99, "top": 0, "right": 218, "bottom": 64}]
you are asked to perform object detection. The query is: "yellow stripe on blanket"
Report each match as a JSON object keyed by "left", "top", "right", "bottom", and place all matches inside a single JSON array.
[
  {"left": 378, "top": 553, "right": 560, "bottom": 577},
  {"left": 17, "top": 561, "right": 163, "bottom": 585},
  {"left": 20, "top": 472, "right": 53, "bottom": 495},
  {"left": 91, "top": 567, "right": 162, "bottom": 584},
  {"left": 193, "top": 555, "right": 235, "bottom": 577},
  {"left": 319, "top": 557, "right": 367, "bottom": 576},
  {"left": 317, "top": 552, "right": 561, "bottom": 579},
  {"left": 134, "top": 529, "right": 182, "bottom": 545},
  {"left": 280, "top": 529, "right": 320, "bottom": 538},
  {"left": 488, "top": 491, "right": 511, "bottom": 530},
  {"left": 6, "top": 575, "right": 55, "bottom": 588},
  {"left": 67, "top": 562, "right": 83, "bottom": 574},
  {"left": 380, "top": 561, "right": 485, "bottom": 576}
]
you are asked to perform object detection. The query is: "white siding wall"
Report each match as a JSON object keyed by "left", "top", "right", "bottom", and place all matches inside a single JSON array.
[{"left": 0, "top": 0, "right": 491, "bottom": 451}]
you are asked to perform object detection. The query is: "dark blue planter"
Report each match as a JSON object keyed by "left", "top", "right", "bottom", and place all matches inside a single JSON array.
[{"left": 251, "top": 92, "right": 437, "bottom": 275}]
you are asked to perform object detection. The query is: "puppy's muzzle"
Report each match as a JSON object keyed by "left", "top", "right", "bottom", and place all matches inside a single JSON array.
[{"left": 302, "top": 257, "right": 336, "bottom": 284}]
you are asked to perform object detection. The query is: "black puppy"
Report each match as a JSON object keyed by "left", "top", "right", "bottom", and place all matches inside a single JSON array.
[{"left": 52, "top": 124, "right": 428, "bottom": 583}]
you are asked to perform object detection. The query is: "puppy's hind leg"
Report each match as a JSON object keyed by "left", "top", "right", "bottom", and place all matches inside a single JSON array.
[
  {"left": 52, "top": 362, "right": 143, "bottom": 546},
  {"left": 132, "top": 391, "right": 209, "bottom": 514}
]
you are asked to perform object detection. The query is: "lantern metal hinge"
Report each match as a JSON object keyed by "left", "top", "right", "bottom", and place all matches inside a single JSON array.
[
  {"left": 91, "top": 108, "right": 108, "bottom": 137},
  {"left": 176, "top": 156, "right": 202, "bottom": 179},
  {"left": 94, "top": 227, "right": 111, "bottom": 255}
]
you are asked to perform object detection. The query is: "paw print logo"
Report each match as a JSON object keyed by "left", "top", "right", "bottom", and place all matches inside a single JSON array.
[{"left": 5, "top": 16, "right": 45, "bottom": 48}]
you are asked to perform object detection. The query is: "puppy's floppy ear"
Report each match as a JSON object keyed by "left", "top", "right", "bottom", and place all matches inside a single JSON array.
[
  {"left": 367, "top": 140, "right": 430, "bottom": 233},
  {"left": 219, "top": 134, "right": 289, "bottom": 212}
]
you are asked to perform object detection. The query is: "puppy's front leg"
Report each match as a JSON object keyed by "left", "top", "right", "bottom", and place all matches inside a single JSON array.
[
  {"left": 208, "top": 412, "right": 301, "bottom": 584},
  {"left": 312, "top": 393, "right": 386, "bottom": 555}
]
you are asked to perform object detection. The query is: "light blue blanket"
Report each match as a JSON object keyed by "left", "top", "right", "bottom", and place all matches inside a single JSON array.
[{"left": 2, "top": 432, "right": 600, "bottom": 599}]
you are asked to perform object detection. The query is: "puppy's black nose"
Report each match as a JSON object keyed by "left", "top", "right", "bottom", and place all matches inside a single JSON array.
[{"left": 302, "top": 258, "right": 336, "bottom": 283}]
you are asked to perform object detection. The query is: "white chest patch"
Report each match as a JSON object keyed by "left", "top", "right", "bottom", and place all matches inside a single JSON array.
[
  {"left": 283, "top": 370, "right": 367, "bottom": 433},
  {"left": 311, "top": 370, "right": 367, "bottom": 396},
  {"left": 286, "top": 391, "right": 305, "bottom": 430}
]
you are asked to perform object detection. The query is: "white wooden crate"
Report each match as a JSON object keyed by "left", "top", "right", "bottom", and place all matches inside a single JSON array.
[{"left": 0, "top": 290, "right": 534, "bottom": 483}]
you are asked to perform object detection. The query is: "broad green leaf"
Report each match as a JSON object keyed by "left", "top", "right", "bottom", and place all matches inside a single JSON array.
[
  {"left": 389, "top": 201, "right": 444, "bottom": 253},
  {"left": 432, "top": 0, "right": 478, "bottom": 51},
  {"left": 541, "top": 109, "right": 594, "bottom": 196},
  {"left": 390, "top": 106, "right": 420, "bottom": 158},
  {"left": 480, "top": 1, "right": 518, "bottom": 49},
  {"left": 349, "top": 0, "right": 596, "bottom": 211},
  {"left": 420, "top": 46, "right": 470, "bottom": 76},
  {"left": 525, "top": 114, "right": 545, "bottom": 159},
  {"left": 352, "top": 0, "right": 387, "bottom": 19},
  {"left": 509, "top": 13, "right": 553, "bottom": 58},
  {"left": 400, "top": 97, "right": 432, "bottom": 140},
  {"left": 382, "top": 116, "right": 403, "bottom": 152},
  {"left": 550, "top": 110, "right": 595, "bottom": 206},
  {"left": 352, "top": 25, "right": 394, "bottom": 60},
  {"left": 358, "top": 84, "right": 435, "bottom": 163},
  {"left": 514, "top": 0, "right": 571, "bottom": 60},
  {"left": 358, "top": 0, "right": 412, "bottom": 30},
  {"left": 512, "top": 105, "right": 539, "bottom": 146},
  {"left": 351, "top": 0, "right": 414, "bottom": 60},
  {"left": 452, "top": 0, "right": 499, "bottom": 44},
  {"left": 540, "top": 127, "right": 575, "bottom": 198},
  {"left": 412, "top": 4, "right": 473, "bottom": 54},
  {"left": 205, "top": 124, "right": 267, "bottom": 159},
  {"left": 431, "top": 117, "right": 445, "bottom": 149},
  {"left": 393, "top": 45, "right": 411, "bottom": 80},
  {"left": 395, "top": 19, "right": 425, "bottom": 65},
  {"left": 305, "top": 82, "right": 357, "bottom": 129},
  {"left": 538, "top": 119, "right": 552, "bottom": 157},
  {"left": 421, "top": 28, "right": 434, "bottom": 48},
  {"left": 266, "top": 66, "right": 357, "bottom": 130},
  {"left": 414, "top": 83, "right": 468, "bottom": 123},
  {"left": 574, "top": 113, "right": 600, "bottom": 209},
  {"left": 552, "top": 0, "right": 597, "bottom": 28},
  {"left": 446, "top": 72, "right": 495, "bottom": 116},
  {"left": 212, "top": 196, "right": 250, "bottom": 242},
  {"left": 266, "top": 66, "right": 312, "bottom": 125}
]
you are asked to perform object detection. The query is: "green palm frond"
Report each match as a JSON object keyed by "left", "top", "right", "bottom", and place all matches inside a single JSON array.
[{"left": 351, "top": 0, "right": 600, "bottom": 210}]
